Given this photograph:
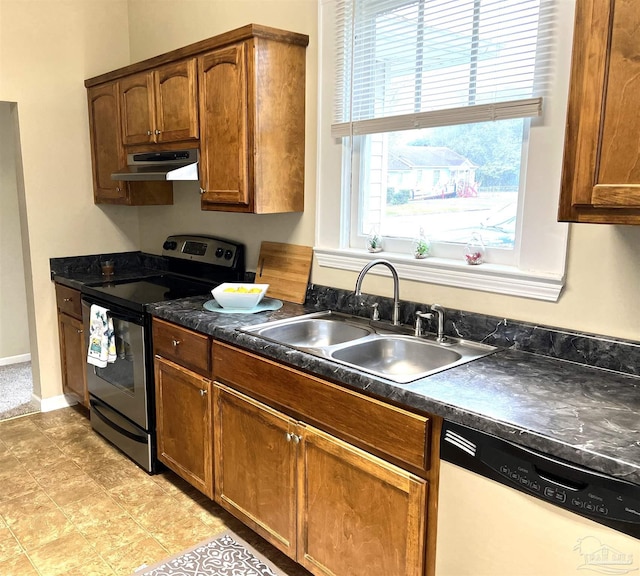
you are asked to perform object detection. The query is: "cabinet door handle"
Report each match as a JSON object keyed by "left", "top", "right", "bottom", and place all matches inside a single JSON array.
[
  {"left": 172, "top": 339, "right": 181, "bottom": 347},
  {"left": 292, "top": 434, "right": 300, "bottom": 444},
  {"left": 63, "top": 297, "right": 72, "bottom": 302},
  {"left": 286, "top": 432, "right": 293, "bottom": 442},
  {"left": 200, "top": 389, "right": 207, "bottom": 397},
  {"left": 76, "top": 329, "right": 83, "bottom": 334},
  {"left": 146, "top": 130, "right": 153, "bottom": 136},
  {"left": 155, "top": 129, "right": 161, "bottom": 135},
  {"left": 199, "top": 187, "right": 206, "bottom": 195}
]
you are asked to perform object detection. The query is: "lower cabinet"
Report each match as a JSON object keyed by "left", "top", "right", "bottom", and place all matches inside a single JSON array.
[
  {"left": 300, "top": 426, "right": 427, "bottom": 576},
  {"left": 55, "top": 283, "right": 88, "bottom": 408},
  {"left": 58, "top": 312, "right": 89, "bottom": 408},
  {"left": 151, "top": 327, "right": 432, "bottom": 576},
  {"left": 214, "top": 383, "right": 428, "bottom": 576},
  {"left": 155, "top": 356, "right": 213, "bottom": 498}
]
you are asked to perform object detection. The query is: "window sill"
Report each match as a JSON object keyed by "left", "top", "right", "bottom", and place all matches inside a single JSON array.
[{"left": 314, "top": 248, "right": 564, "bottom": 302}]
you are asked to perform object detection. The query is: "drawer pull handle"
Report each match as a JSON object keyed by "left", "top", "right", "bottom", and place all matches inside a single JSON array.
[
  {"left": 172, "top": 339, "right": 181, "bottom": 347},
  {"left": 200, "top": 389, "right": 207, "bottom": 397}
]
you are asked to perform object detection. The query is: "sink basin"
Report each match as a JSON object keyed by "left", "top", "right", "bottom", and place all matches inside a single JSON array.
[
  {"left": 330, "top": 336, "right": 462, "bottom": 382},
  {"left": 241, "top": 311, "right": 497, "bottom": 384},
  {"left": 250, "top": 318, "right": 373, "bottom": 348}
]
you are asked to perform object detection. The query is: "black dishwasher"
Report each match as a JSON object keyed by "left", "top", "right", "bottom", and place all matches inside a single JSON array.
[{"left": 440, "top": 421, "right": 640, "bottom": 539}]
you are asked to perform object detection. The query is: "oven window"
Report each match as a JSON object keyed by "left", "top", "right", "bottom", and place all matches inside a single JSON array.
[
  {"left": 96, "top": 318, "right": 135, "bottom": 396},
  {"left": 86, "top": 313, "right": 148, "bottom": 429},
  {"left": 94, "top": 319, "right": 135, "bottom": 394}
]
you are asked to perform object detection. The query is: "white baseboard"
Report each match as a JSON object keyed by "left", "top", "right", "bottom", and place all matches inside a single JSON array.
[
  {"left": 0, "top": 353, "right": 31, "bottom": 366},
  {"left": 39, "top": 394, "right": 77, "bottom": 413}
]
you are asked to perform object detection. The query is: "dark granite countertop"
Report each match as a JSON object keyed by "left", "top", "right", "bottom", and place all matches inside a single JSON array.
[
  {"left": 51, "top": 251, "right": 169, "bottom": 291},
  {"left": 50, "top": 252, "right": 640, "bottom": 487},
  {"left": 147, "top": 295, "right": 640, "bottom": 486}
]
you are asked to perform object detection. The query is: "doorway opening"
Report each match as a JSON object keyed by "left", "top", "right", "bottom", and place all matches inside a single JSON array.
[{"left": 0, "top": 101, "right": 39, "bottom": 420}]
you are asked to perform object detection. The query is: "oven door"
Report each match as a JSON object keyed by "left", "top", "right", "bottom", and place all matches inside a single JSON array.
[{"left": 82, "top": 298, "right": 148, "bottom": 430}]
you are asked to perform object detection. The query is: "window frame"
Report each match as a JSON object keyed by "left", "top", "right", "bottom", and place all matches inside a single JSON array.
[
  {"left": 347, "top": 123, "right": 528, "bottom": 266},
  {"left": 316, "top": 0, "right": 572, "bottom": 302}
]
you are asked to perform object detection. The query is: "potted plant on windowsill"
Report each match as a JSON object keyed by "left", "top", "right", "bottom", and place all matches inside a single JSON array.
[
  {"left": 413, "top": 228, "right": 430, "bottom": 259},
  {"left": 367, "top": 227, "right": 383, "bottom": 253}
]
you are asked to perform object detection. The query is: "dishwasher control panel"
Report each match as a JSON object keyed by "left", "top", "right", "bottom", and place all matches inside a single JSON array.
[
  {"left": 483, "top": 445, "right": 639, "bottom": 524},
  {"left": 441, "top": 422, "right": 640, "bottom": 538}
]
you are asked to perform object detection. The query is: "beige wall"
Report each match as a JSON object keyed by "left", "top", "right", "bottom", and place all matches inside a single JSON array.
[
  {"left": 132, "top": 0, "right": 318, "bottom": 271},
  {"left": 132, "top": 0, "right": 640, "bottom": 341},
  {"left": 0, "top": 102, "right": 30, "bottom": 360},
  {"left": 0, "top": 0, "right": 136, "bottom": 400},
  {"left": 3, "top": 0, "right": 639, "bottom": 401}
]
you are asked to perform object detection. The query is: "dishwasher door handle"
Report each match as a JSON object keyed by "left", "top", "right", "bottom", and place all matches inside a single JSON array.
[{"left": 534, "top": 465, "right": 588, "bottom": 492}]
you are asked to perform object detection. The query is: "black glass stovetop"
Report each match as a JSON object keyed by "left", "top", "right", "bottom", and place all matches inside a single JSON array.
[{"left": 82, "top": 275, "right": 215, "bottom": 312}]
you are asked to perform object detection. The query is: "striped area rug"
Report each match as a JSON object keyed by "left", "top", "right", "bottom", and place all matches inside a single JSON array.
[{"left": 133, "top": 530, "right": 288, "bottom": 576}]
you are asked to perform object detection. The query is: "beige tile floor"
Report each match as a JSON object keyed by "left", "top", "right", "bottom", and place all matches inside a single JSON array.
[{"left": 0, "top": 407, "right": 311, "bottom": 576}]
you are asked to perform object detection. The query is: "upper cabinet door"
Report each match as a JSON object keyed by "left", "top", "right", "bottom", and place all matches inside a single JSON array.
[
  {"left": 153, "top": 59, "right": 199, "bottom": 144},
  {"left": 120, "top": 61, "right": 198, "bottom": 147},
  {"left": 198, "top": 43, "right": 250, "bottom": 207},
  {"left": 559, "top": 0, "right": 640, "bottom": 223},
  {"left": 87, "top": 82, "right": 128, "bottom": 204},
  {"left": 120, "top": 72, "right": 155, "bottom": 146}
]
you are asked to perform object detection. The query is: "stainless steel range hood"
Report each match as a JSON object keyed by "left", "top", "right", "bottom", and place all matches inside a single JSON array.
[{"left": 111, "top": 149, "right": 199, "bottom": 181}]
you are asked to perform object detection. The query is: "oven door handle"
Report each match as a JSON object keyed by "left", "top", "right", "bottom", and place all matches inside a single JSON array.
[
  {"left": 90, "top": 399, "right": 147, "bottom": 444},
  {"left": 81, "top": 297, "right": 144, "bottom": 325}
]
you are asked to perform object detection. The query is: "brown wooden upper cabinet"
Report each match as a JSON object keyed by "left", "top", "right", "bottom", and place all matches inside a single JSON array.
[
  {"left": 87, "top": 82, "right": 128, "bottom": 204},
  {"left": 87, "top": 81, "right": 173, "bottom": 206},
  {"left": 198, "top": 35, "right": 307, "bottom": 213},
  {"left": 198, "top": 44, "right": 249, "bottom": 207},
  {"left": 559, "top": 0, "right": 640, "bottom": 223},
  {"left": 120, "top": 59, "right": 199, "bottom": 147},
  {"left": 85, "top": 24, "right": 308, "bottom": 212}
]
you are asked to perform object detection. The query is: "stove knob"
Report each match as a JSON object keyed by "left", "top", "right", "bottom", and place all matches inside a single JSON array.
[
  {"left": 163, "top": 241, "right": 178, "bottom": 251},
  {"left": 224, "top": 249, "right": 234, "bottom": 260},
  {"left": 215, "top": 247, "right": 224, "bottom": 258}
]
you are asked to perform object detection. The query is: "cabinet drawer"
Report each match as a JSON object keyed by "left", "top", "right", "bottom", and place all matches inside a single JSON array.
[
  {"left": 213, "top": 341, "right": 430, "bottom": 471},
  {"left": 152, "top": 319, "right": 210, "bottom": 376},
  {"left": 55, "top": 284, "right": 82, "bottom": 319}
]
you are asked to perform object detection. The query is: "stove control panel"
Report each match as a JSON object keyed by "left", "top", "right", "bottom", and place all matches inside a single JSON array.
[{"left": 162, "top": 235, "right": 243, "bottom": 269}]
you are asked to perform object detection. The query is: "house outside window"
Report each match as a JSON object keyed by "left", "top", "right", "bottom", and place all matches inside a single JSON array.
[{"left": 316, "top": 0, "right": 572, "bottom": 301}]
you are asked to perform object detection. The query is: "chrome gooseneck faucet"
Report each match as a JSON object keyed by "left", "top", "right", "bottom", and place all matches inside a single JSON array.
[
  {"left": 354, "top": 259, "right": 401, "bottom": 325},
  {"left": 431, "top": 303, "right": 447, "bottom": 342}
]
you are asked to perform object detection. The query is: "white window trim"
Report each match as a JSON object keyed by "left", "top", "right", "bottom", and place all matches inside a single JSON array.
[{"left": 316, "top": 0, "right": 573, "bottom": 302}]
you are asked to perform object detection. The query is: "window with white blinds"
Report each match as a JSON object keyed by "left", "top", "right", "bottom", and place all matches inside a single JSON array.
[
  {"left": 332, "top": 0, "right": 553, "bottom": 138},
  {"left": 316, "top": 0, "right": 570, "bottom": 301}
]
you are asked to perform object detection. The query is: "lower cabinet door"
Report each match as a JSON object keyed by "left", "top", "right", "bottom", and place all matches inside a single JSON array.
[
  {"left": 155, "top": 356, "right": 213, "bottom": 497},
  {"left": 213, "top": 383, "right": 297, "bottom": 558},
  {"left": 298, "top": 426, "right": 428, "bottom": 576},
  {"left": 58, "top": 312, "right": 89, "bottom": 408}
]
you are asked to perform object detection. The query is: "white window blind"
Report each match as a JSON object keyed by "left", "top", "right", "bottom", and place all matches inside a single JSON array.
[{"left": 332, "top": 0, "right": 553, "bottom": 138}]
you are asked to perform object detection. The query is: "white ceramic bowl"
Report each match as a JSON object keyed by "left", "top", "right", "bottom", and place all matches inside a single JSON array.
[{"left": 211, "top": 283, "right": 269, "bottom": 309}]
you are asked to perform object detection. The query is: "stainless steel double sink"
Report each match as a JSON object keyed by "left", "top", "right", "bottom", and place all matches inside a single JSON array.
[{"left": 241, "top": 311, "right": 497, "bottom": 384}]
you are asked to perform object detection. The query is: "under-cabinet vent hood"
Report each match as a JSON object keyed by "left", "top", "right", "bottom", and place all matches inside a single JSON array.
[{"left": 111, "top": 149, "right": 199, "bottom": 181}]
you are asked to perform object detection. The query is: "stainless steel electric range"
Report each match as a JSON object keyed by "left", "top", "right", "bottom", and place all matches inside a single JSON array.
[{"left": 80, "top": 235, "right": 245, "bottom": 473}]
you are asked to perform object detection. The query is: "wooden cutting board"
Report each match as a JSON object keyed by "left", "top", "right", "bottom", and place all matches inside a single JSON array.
[{"left": 256, "top": 242, "right": 313, "bottom": 304}]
